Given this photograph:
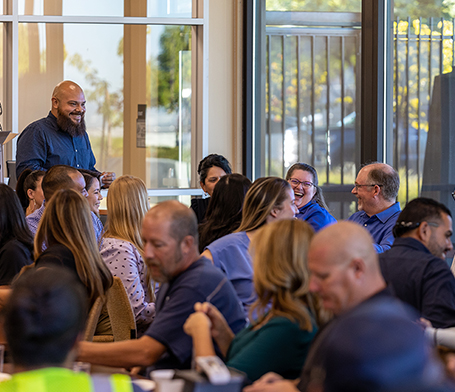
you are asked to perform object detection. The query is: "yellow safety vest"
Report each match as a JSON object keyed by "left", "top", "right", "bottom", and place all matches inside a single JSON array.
[{"left": 0, "top": 367, "right": 134, "bottom": 392}]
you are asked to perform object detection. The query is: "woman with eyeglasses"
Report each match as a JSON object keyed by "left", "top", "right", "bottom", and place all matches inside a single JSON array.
[
  {"left": 202, "top": 177, "right": 298, "bottom": 314},
  {"left": 285, "top": 163, "right": 336, "bottom": 232}
]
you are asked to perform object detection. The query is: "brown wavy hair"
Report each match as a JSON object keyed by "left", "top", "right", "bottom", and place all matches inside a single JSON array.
[{"left": 249, "top": 219, "right": 330, "bottom": 330}]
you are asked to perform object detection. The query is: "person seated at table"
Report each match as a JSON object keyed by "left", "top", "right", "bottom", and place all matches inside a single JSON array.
[
  {"left": 1, "top": 266, "right": 145, "bottom": 392},
  {"left": 198, "top": 173, "right": 252, "bottom": 252},
  {"left": 184, "top": 219, "right": 328, "bottom": 382},
  {"left": 82, "top": 171, "right": 103, "bottom": 217},
  {"left": 0, "top": 184, "right": 34, "bottom": 286},
  {"left": 26, "top": 165, "right": 104, "bottom": 245},
  {"left": 100, "top": 175, "right": 156, "bottom": 336},
  {"left": 191, "top": 154, "right": 232, "bottom": 223},
  {"left": 202, "top": 177, "right": 298, "bottom": 313},
  {"left": 285, "top": 162, "right": 336, "bottom": 232},
  {"left": 33, "top": 188, "right": 113, "bottom": 333},
  {"left": 15, "top": 168, "right": 45, "bottom": 216}
]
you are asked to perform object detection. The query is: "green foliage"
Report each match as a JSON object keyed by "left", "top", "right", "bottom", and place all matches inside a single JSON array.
[
  {"left": 394, "top": 0, "right": 455, "bottom": 19},
  {"left": 157, "top": 26, "right": 191, "bottom": 112},
  {"left": 148, "top": 146, "right": 179, "bottom": 160}
]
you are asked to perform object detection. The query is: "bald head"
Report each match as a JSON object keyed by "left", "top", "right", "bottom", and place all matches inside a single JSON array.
[
  {"left": 308, "top": 221, "right": 386, "bottom": 315},
  {"left": 148, "top": 200, "right": 199, "bottom": 246},
  {"left": 312, "top": 221, "right": 378, "bottom": 271},
  {"left": 52, "top": 81, "right": 83, "bottom": 100},
  {"left": 51, "top": 81, "right": 86, "bottom": 137}
]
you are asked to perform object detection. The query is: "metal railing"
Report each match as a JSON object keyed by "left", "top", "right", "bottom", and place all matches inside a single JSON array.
[
  {"left": 265, "top": 11, "right": 361, "bottom": 218},
  {"left": 265, "top": 13, "right": 455, "bottom": 219}
]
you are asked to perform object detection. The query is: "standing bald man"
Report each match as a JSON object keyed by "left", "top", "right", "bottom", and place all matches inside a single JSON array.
[{"left": 16, "top": 80, "right": 115, "bottom": 187}]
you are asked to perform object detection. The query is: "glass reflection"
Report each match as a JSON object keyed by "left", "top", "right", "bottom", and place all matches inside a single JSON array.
[
  {"left": 18, "top": 0, "right": 192, "bottom": 17},
  {"left": 18, "top": 23, "right": 124, "bottom": 176},
  {"left": 146, "top": 25, "right": 192, "bottom": 189}
]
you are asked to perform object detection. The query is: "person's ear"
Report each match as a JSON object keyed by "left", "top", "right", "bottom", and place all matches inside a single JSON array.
[
  {"left": 180, "top": 235, "right": 195, "bottom": 255},
  {"left": 350, "top": 258, "right": 366, "bottom": 279},
  {"left": 51, "top": 97, "right": 59, "bottom": 110},
  {"left": 373, "top": 184, "right": 381, "bottom": 197},
  {"left": 200, "top": 181, "right": 208, "bottom": 194},
  {"left": 417, "top": 222, "right": 432, "bottom": 243},
  {"left": 27, "top": 188, "right": 35, "bottom": 200}
]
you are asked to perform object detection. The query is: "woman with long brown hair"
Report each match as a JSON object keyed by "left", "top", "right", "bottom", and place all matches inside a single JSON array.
[
  {"left": 185, "top": 219, "right": 328, "bottom": 382},
  {"left": 34, "top": 189, "right": 112, "bottom": 308},
  {"left": 202, "top": 177, "right": 297, "bottom": 312}
]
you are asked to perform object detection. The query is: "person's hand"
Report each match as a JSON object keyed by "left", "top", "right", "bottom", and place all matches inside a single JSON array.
[
  {"left": 244, "top": 379, "right": 298, "bottom": 392},
  {"left": 194, "top": 302, "right": 230, "bottom": 340},
  {"left": 418, "top": 317, "right": 433, "bottom": 329},
  {"left": 100, "top": 172, "right": 116, "bottom": 188},
  {"left": 247, "top": 372, "right": 283, "bottom": 387},
  {"left": 183, "top": 311, "right": 211, "bottom": 337}
]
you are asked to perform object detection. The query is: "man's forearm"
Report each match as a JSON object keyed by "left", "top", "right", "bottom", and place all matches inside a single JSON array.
[{"left": 77, "top": 336, "right": 165, "bottom": 368}]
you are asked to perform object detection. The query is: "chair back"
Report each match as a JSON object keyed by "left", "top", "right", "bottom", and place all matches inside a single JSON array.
[
  {"left": 83, "top": 296, "right": 104, "bottom": 341},
  {"left": 105, "top": 277, "right": 137, "bottom": 341}
]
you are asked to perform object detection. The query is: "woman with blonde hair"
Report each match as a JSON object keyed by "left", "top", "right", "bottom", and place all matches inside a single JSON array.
[
  {"left": 185, "top": 219, "right": 327, "bottom": 382},
  {"left": 34, "top": 189, "right": 113, "bottom": 309},
  {"left": 202, "top": 177, "right": 297, "bottom": 312},
  {"left": 100, "top": 175, "right": 155, "bottom": 335}
]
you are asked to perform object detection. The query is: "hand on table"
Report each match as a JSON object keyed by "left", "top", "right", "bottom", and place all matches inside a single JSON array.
[{"left": 243, "top": 373, "right": 298, "bottom": 392}]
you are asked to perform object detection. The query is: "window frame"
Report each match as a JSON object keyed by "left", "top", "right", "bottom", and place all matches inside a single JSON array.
[{"left": 1, "top": 0, "right": 208, "bottom": 198}]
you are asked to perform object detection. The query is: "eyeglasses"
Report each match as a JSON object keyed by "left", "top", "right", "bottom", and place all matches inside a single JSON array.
[
  {"left": 288, "top": 178, "right": 315, "bottom": 188},
  {"left": 353, "top": 184, "right": 383, "bottom": 190}
]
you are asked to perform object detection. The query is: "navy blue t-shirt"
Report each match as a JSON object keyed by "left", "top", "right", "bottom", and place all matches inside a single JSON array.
[{"left": 145, "top": 257, "right": 246, "bottom": 370}]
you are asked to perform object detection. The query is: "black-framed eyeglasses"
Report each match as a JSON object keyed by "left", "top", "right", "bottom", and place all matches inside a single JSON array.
[
  {"left": 288, "top": 178, "right": 315, "bottom": 188},
  {"left": 353, "top": 184, "right": 383, "bottom": 190}
]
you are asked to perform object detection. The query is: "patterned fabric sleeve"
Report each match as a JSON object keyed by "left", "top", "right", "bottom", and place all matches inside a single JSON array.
[{"left": 100, "top": 238, "right": 155, "bottom": 332}]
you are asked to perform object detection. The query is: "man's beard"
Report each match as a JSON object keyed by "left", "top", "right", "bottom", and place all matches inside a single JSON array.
[{"left": 57, "top": 107, "right": 86, "bottom": 137}]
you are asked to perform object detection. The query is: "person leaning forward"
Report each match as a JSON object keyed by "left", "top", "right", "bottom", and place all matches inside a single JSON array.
[
  {"left": 244, "top": 222, "right": 448, "bottom": 392},
  {"left": 77, "top": 200, "right": 246, "bottom": 371},
  {"left": 16, "top": 80, "right": 115, "bottom": 187}
]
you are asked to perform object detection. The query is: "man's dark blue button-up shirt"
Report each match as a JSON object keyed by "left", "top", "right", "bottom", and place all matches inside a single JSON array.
[{"left": 16, "top": 111, "right": 97, "bottom": 177}]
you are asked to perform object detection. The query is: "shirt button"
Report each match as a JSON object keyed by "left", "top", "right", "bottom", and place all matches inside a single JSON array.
[
  {"left": 75, "top": 149, "right": 78, "bottom": 152},
  {"left": 364, "top": 224, "right": 367, "bottom": 227},
  {"left": 77, "top": 164, "right": 80, "bottom": 167}
]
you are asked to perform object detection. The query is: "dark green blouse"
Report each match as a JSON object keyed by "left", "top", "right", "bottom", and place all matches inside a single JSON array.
[{"left": 226, "top": 316, "right": 317, "bottom": 382}]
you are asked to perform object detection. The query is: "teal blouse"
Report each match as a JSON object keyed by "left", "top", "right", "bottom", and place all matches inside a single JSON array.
[{"left": 225, "top": 316, "right": 317, "bottom": 382}]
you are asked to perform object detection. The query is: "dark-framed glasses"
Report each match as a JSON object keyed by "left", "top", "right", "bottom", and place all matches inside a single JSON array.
[
  {"left": 354, "top": 183, "right": 383, "bottom": 190},
  {"left": 288, "top": 178, "right": 315, "bottom": 188}
]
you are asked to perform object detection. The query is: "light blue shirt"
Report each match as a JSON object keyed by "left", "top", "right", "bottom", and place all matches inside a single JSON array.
[
  {"left": 348, "top": 202, "right": 401, "bottom": 253},
  {"left": 27, "top": 202, "right": 103, "bottom": 245}
]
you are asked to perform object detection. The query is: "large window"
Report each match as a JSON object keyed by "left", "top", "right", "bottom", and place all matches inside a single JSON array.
[
  {"left": 255, "top": 0, "right": 455, "bottom": 229},
  {"left": 390, "top": 1, "right": 455, "bottom": 212},
  {"left": 2, "top": 0, "right": 206, "bottom": 205},
  {"left": 261, "top": 0, "right": 362, "bottom": 219}
]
